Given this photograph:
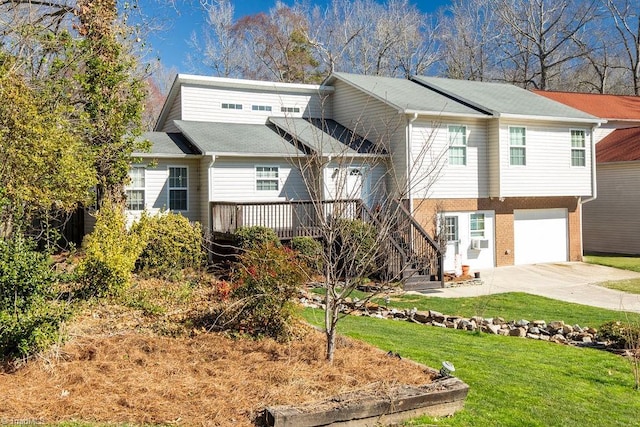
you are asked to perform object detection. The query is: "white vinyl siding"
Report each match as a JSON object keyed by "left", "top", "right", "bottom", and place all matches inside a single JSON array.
[
  {"left": 161, "top": 89, "right": 182, "bottom": 132},
  {"left": 210, "top": 158, "right": 309, "bottom": 202},
  {"left": 168, "top": 167, "right": 188, "bottom": 211},
  {"left": 509, "top": 126, "right": 526, "bottom": 166},
  {"left": 331, "top": 79, "right": 405, "bottom": 194},
  {"left": 124, "top": 159, "right": 201, "bottom": 225},
  {"left": 571, "top": 129, "right": 586, "bottom": 167},
  {"left": 448, "top": 125, "right": 467, "bottom": 166},
  {"left": 125, "top": 167, "right": 145, "bottom": 211},
  {"left": 412, "top": 118, "right": 489, "bottom": 199},
  {"left": 256, "top": 166, "right": 279, "bottom": 191},
  {"left": 583, "top": 162, "right": 640, "bottom": 255},
  {"left": 498, "top": 120, "right": 592, "bottom": 197},
  {"left": 180, "top": 84, "right": 326, "bottom": 124}
]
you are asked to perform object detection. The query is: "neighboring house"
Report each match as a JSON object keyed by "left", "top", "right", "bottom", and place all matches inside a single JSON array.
[
  {"left": 125, "top": 73, "right": 600, "bottom": 282},
  {"left": 535, "top": 91, "right": 640, "bottom": 255}
]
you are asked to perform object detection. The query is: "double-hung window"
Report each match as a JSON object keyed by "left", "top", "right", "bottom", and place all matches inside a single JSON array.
[
  {"left": 448, "top": 125, "right": 467, "bottom": 166},
  {"left": 256, "top": 166, "right": 279, "bottom": 191},
  {"left": 444, "top": 216, "right": 458, "bottom": 242},
  {"left": 571, "top": 130, "right": 586, "bottom": 167},
  {"left": 470, "top": 213, "right": 485, "bottom": 238},
  {"left": 126, "top": 167, "right": 145, "bottom": 211},
  {"left": 168, "top": 167, "right": 188, "bottom": 211},
  {"left": 509, "top": 126, "right": 526, "bottom": 166}
]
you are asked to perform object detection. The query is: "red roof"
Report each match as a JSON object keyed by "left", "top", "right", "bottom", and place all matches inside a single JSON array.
[
  {"left": 534, "top": 90, "right": 640, "bottom": 120},
  {"left": 597, "top": 127, "right": 640, "bottom": 163}
]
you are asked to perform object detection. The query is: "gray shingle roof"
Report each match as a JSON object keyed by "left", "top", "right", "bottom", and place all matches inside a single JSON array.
[
  {"left": 329, "top": 72, "right": 489, "bottom": 117},
  {"left": 174, "top": 120, "right": 306, "bottom": 156},
  {"left": 138, "top": 132, "right": 201, "bottom": 155},
  {"left": 269, "top": 117, "right": 384, "bottom": 156},
  {"left": 412, "top": 76, "right": 599, "bottom": 121}
]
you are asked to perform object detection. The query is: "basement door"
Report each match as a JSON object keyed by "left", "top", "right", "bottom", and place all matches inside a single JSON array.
[{"left": 514, "top": 208, "right": 568, "bottom": 265}]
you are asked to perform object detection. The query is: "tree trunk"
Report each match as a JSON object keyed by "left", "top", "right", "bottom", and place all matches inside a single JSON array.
[{"left": 324, "top": 287, "right": 338, "bottom": 363}]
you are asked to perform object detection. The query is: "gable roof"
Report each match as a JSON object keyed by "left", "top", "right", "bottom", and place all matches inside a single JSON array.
[
  {"left": 174, "top": 120, "right": 306, "bottom": 156},
  {"left": 596, "top": 127, "right": 640, "bottom": 163},
  {"left": 326, "top": 72, "right": 489, "bottom": 118},
  {"left": 136, "top": 132, "right": 201, "bottom": 156},
  {"left": 534, "top": 90, "right": 640, "bottom": 121},
  {"left": 269, "top": 117, "right": 383, "bottom": 156},
  {"left": 413, "top": 76, "right": 600, "bottom": 123}
]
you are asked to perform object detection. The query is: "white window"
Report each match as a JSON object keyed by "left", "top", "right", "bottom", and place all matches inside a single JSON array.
[
  {"left": 470, "top": 213, "right": 485, "bottom": 238},
  {"left": 281, "top": 106, "right": 300, "bottom": 113},
  {"left": 444, "top": 216, "right": 458, "bottom": 242},
  {"left": 126, "top": 167, "right": 145, "bottom": 211},
  {"left": 252, "top": 105, "right": 272, "bottom": 112},
  {"left": 571, "top": 129, "right": 586, "bottom": 167},
  {"left": 256, "top": 166, "right": 279, "bottom": 191},
  {"left": 509, "top": 126, "right": 526, "bottom": 166},
  {"left": 168, "top": 167, "right": 188, "bottom": 211},
  {"left": 222, "top": 103, "right": 242, "bottom": 110},
  {"left": 448, "top": 125, "right": 467, "bottom": 166}
]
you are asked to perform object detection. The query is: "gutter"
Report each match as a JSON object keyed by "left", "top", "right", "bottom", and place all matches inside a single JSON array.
[{"left": 582, "top": 124, "right": 599, "bottom": 204}]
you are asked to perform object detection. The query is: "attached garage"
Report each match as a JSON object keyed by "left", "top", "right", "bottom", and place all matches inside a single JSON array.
[{"left": 514, "top": 208, "right": 568, "bottom": 265}]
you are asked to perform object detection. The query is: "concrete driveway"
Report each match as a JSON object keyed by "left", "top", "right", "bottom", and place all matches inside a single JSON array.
[{"left": 419, "top": 262, "right": 640, "bottom": 313}]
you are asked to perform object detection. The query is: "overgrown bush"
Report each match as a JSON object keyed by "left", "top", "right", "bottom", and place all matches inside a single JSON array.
[
  {"left": 599, "top": 320, "right": 640, "bottom": 349},
  {"left": 335, "top": 219, "right": 377, "bottom": 278},
  {"left": 234, "top": 226, "right": 280, "bottom": 250},
  {"left": 132, "top": 212, "right": 205, "bottom": 280},
  {"left": 77, "top": 200, "right": 146, "bottom": 298},
  {"left": 229, "top": 243, "right": 306, "bottom": 341},
  {"left": 0, "top": 235, "right": 69, "bottom": 358},
  {"left": 290, "top": 236, "right": 323, "bottom": 274}
]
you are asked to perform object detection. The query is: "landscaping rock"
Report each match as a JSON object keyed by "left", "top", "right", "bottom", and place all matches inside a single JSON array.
[
  {"left": 562, "top": 325, "right": 574, "bottom": 335},
  {"left": 528, "top": 326, "right": 541, "bottom": 335},
  {"left": 526, "top": 333, "right": 540, "bottom": 340},
  {"left": 516, "top": 319, "right": 530, "bottom": 327},
  {"left": 551, "top": 334, "right": 568, "bottom": 344},
  {"left": 429, "top": 310, "right": 445, "bottom": 323},
  {"left": 485, "top": 324, "right": 500, "bottom": 335},
  {"left": 548, "top": 321, "right": 564, "bottom": 331},
  {"left": 509, "top": 327, "right": 527, "bottom": 337},
  {"left": 413, "top": 312, "right": 430, "bottom": 324}
]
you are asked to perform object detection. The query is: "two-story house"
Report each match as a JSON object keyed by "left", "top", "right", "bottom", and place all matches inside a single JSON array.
[
  {"left": 535, "top": 91, "right": 640, "bottom": 255},
  {"left": 124, "top": 73, "right": 600, "bottom": 282}
]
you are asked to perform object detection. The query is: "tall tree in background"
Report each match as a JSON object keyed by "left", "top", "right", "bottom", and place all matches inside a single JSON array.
[
  {"left": 603, "top": 0, "right": 640, "bottom": 95},
  {"left": 493, "top": 0, "right": 600, "bottom": 90}
]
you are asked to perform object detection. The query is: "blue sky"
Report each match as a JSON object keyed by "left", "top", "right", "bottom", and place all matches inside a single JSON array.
[{"left": 140, "top": 0, "right": 450, "bottom": 73}]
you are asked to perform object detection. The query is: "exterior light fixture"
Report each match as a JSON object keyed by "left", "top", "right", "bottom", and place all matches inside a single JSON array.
[{"left": 440, "top": 361, "right": 456, "bottom": 377}]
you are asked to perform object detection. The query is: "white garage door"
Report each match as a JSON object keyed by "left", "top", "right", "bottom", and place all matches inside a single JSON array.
[{"left": 514, "top": 208, "right": 568, "bottom": 265}]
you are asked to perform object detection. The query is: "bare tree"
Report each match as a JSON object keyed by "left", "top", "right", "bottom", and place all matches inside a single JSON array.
[
  {"left": 493, "top": 0, "right": 600, "bottom": 90},
  {"left": 437, "top": 0, "right": 502, "bottom": 81},
  {"left": 279, "top": 103, "right": 446, "bottom": 362},
  {"left": 603, "top": 0, "right": 640, "bottom": 95}
]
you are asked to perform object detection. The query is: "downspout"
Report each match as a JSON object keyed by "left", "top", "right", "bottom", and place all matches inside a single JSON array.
[
  {"left": 578, "top": 126, "right": 598, "bottom": 259},
  {"left": 406, "top": 113, "right": 419, "bottom": 213}
]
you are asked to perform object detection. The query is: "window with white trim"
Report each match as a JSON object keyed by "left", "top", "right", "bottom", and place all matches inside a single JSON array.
[
  {"left": 252, "top": 105, "right": 272, "bottom": 111},
  {"left": 126, "top": 167, "right": 145, "bottom": 211},
  {"left": 222, "top": 103, "right": 242, "bottom": 110},
  {"left": 281, "top": 106, "right": 300, "bottom": 113},
  {"left": 470, "top": 213, "right": 485, "bottom": 238},
  {"left": 448, "top": 125, "right": 467, "bottom": 165},
  {"left": 256, "top": 166, "right": 279, "bottom": 191},
  {"left": 444, "top": 216, "right": 458, "bottom": 242},
  {"left": 168, "top": 167, "right": 188, "bottom": 211},
  {"left": 509, "top": 126, "right": 526, "bottom": 166},
  {"left": 571, "top": 129, "right": 586, "bottom": 167}
]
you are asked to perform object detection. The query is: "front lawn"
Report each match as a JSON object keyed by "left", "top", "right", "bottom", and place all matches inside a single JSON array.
[
  {"left": 585, "top": 255, "right": 640, "bottom": 294},
  {"left": 303, "top": 308, "right": 640, "bottom": 426}
]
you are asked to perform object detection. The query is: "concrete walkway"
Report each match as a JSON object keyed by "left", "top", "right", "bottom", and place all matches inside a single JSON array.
[{"left": 417, "top": 262, "right": 640, "bottom": 313}]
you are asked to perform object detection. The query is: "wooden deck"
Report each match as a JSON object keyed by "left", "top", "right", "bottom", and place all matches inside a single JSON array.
[{"left": 210, "top": 199, "right": 444, "bottom": 286}]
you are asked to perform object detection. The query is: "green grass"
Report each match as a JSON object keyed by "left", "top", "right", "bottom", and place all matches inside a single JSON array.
[
  {"left": 314, "top": 288, "right": 640, "bottom": 326},
  {"left": 599, "top": 279, "right": 640, "bottom": 295},
  {"left": 585, "top": 254, "right": 640, "bottom": 272},
  {"left": 303, "top": 308, "right": 640, "bottom": 426},
  {"left": 584, "top": 254, "right": 640, "bottom": 295}
]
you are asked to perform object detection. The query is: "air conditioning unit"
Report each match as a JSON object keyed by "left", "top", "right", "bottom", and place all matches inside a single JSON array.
[{"left": 471, "top": 239, "right": 490, "bottom": 250}]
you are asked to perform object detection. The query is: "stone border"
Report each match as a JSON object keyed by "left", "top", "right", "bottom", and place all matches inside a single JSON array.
[{"left": 263, "top": 377, "right": 469, "bottom": 427}]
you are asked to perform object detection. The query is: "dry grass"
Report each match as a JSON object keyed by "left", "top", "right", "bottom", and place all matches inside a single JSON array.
[{"left": 0, "top": 277, "right": 433, "bottom": 426}]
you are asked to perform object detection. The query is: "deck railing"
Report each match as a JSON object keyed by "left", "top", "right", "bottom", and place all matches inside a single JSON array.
[{"left": 210, "top": 199, "right": 442, "bottom": 283}]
